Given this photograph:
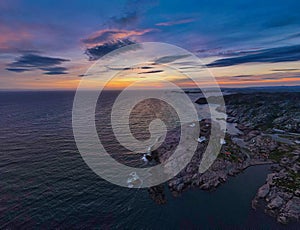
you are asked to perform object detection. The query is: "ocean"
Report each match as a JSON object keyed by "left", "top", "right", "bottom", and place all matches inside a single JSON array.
[{"left": 0, "top": 91, "right": 297, "bottom": 229}]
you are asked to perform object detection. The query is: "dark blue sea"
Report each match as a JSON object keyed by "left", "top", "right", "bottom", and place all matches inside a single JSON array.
[{"left": 0, "top": 91, "right": 297, "bottom": 229}]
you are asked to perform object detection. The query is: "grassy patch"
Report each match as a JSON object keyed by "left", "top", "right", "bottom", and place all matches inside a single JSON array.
[
  {"left": 274, "top": 170, "right": 300, "bottom": 192},
  {"left": 269, "top": 146, "right": 294, "bottom": 162},
  {"left": 269, "top": 150, "right": 286, "bottom": 162}
]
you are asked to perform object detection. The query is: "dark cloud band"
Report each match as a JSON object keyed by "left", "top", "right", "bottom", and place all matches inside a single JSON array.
[
  {"left": 6, "top": 53, "right": 69, "bottom": 75},
  {"left": 208, "top": 45, "right": 300, "bottom": 67},
  {"left": 84, "top": 39, "right": 136, "bottom": 61}
]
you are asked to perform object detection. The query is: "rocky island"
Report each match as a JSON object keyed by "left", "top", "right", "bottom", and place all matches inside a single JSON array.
[{"left": 148, "top": 91, "right": 300, "bottom": 225}]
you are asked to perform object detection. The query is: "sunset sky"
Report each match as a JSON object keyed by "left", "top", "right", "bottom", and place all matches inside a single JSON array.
[{"left": 1, "top": 0, "right": 300, "bottom": 90}]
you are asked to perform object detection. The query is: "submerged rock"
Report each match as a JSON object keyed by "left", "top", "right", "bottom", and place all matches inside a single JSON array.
[{"left": 148, "top": 185, "right": 166, "bottom": 204}]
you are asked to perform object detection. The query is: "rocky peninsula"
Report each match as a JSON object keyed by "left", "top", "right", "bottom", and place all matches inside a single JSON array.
[{"left": 148, "top": 92, "right": 300, "bottom": 225}]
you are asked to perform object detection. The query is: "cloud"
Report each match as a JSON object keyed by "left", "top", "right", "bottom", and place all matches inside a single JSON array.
[
  {"left": 110, "top": 11, "right": 139, "bottom": 27},
  {"left": 6, "top": 53, "right": 69, "bottom": 75},
  {"left": 232, "top": 75, "right": 253, "bottom": 78},
  {"left": 154, "top": 54, "right": 191, "bottom": 64},
  {"left": 106, "top": 65, "right": 154, "bottom": 71},
  {"left": 156, "top": 18, "right": 196, "bottom": 26},
  {"left": 207, "top": 45, "right": 300, "bottom": 67},
  {"left": 262, "top": 76, "right": 300, "bottom": 80},
  {"left": 272, "top": 32, "right": 300, "bottom": 44},
  {"left": 272, "top": 68, "right": 300, "bottom": 72},
  {"left": 218, "top": 72, "right": 300, "bottom": 83},
  {"left": 196, "top": 48, "right": 262, "bottom": 58},
  {"left": 105, "top": 0, "right": 156, "bottom": 28},
  {"left": 285, "top": 32, "right": 300, "bottom": 40},
  {"left": 40, "top": 66, "right": 68, "bottom": 75},
  {"left": 8, "top": 54, "right": 69, "bottom": 68},
  {"left": 82, "top": 25, "right": 153, "bottom": 61},
  {"left": 81, "top": 29, "right": 153, "bottom": 46},
  {"left": 84, "top": 39, "right": 138, "bottom": 61},
  {"left": 44, "top": 71, "right": 67, "bottom": 75},
  {"left": 0, "top": 25, "right": 32, "bottom": 52},
  {"left": 5, "top": 68, "right": 30, "bottom": 73},
  {"left": 140, "top": 66, "right": 154, "bottom": 69},
  {"left": 40, "top": 66, "right": 67, "bottom": 71},
  {"left": 178, "top": 66, "right": 195, "bottom": 70},
  {"left": 106, "top": 66, "right": 132, "bottom": 71},
  {"left": 138, "top": 70, "right": 164, "bottom": 74},
  {"left": 259, "top": 73, "right": 300, "bottom": 80},
  {"left": 0, "top": 19, "right": 77, "bottom": 54}
]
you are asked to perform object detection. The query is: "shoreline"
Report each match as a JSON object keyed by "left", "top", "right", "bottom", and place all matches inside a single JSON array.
[{"left": 148, "top": 91, "right": 300, "bottom": 225}]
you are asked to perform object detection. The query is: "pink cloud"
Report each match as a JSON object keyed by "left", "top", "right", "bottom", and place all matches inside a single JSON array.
[
  {"left": 0, "top": 25, "right": 32, "bottom": 51},
  {"left": 81, "top": 28, "right": 154, "bottom": 47}
]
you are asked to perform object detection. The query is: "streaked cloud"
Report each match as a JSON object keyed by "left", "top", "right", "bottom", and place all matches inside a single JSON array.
[
  {"left": 138, "top": 70, "right": 164, "bottom": 74},
  {"left": 6, "top": 53, "right": 69, "bottom": 75},
  {"left": 218, "top": 72, "right": 300, "bottom": 82},
  {"left": 81, "top": 29, "right": 154, "bottom": 47},
  {"left": 84, "top": 39, "right": 138, "bottom": 61},
  {"left": 40, "top": 67, "right": 68, "bottom": 75},
  {"left": 231, "top": 75, "right": 253, "bottom": 78},
  {"left": 154, "top": 54, "right": 191, "bottom": 64},
  {"left": 5, "top": 68, "right": 30, "bottom": 73},
  {"left": 106, "top": 66, "right": 154, "bottom": 71},
  {"left": 208, "top": 45, "right": 300, "bottom": 67},
  {"left": 272, "top": 68, "right": 300, "bottom": 72},
  {"left": 0, "top": 0, "right": 300, "bottom": 89},
  {"left": 156, "top": 18, "right": 196, "bottom": 26}
]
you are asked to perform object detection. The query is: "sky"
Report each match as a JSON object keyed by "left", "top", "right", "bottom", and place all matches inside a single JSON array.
[{"left": 0, "top": 0, "right": 300, "bottom": 90}]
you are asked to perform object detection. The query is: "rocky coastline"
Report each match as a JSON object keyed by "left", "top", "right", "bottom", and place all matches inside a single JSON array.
[
  {"left": 224, "top": 92, "right": 300, "bottom": 224},
  {"left": 148, "top": 92, "right": 300, "bottom": 225}
]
